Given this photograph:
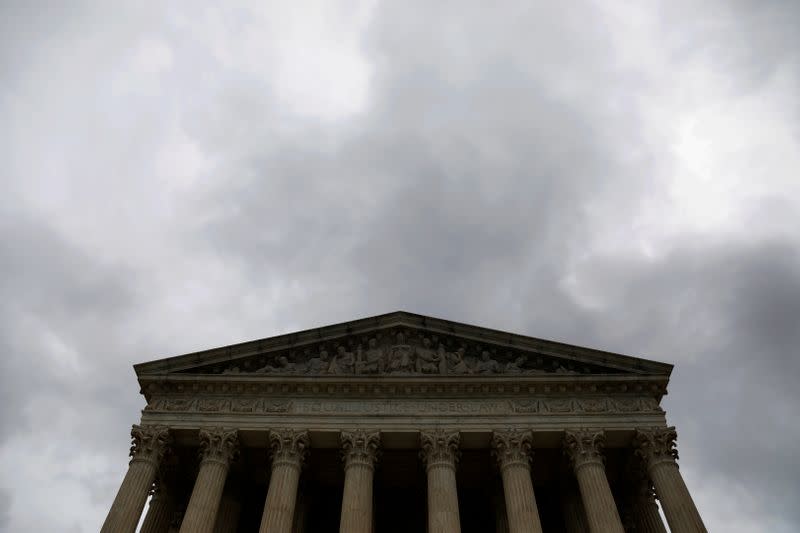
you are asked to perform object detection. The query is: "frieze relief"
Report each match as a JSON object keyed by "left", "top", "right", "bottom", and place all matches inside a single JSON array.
[
  {"left": 144, "top": 396, "right": 661, "bottom": 416},
  {"left": 182, "top": 328, "right": 614, "bottom": 376}
]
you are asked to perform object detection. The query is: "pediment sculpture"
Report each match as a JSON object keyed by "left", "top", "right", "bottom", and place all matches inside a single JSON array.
[{"left": 215, "top": 329, "right": 589, "bottom": 377}]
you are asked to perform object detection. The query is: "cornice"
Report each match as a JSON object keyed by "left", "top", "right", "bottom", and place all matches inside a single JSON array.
[
  {"left": 138, "top": 373, "right": 669, "bottom": 403},
  {"left": 134, "top": 311, "right": 673, "bottom": 377}
]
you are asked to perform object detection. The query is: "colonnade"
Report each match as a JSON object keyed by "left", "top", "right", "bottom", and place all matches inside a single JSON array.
[{"left": 100, "top": 425, "right": 705, "bottom": 533}]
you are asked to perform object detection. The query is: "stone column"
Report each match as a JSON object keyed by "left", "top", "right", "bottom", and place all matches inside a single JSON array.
[
  {"left": 179, "top": 428, "right": 239, "bottom": 533},
  {"left": 420, "top": 429, "right": 462, "bottom": 533},
  {"left": 493, "top": 480, "right": 510, "bottom": 533},
  {"left": 292, "top": 488, "right": 308, "bottom": 533},
  {"left": 634, "top": 427, "right": 707, "bottom": 533},
  {"left": 560, "top": 479, "right": 589, "bottom": 533},
  {"left": 101, "top": 425, "right": 172, "bottom": 533},
  {"left": 491, "top": 430, "right": 543, "bottom": 533},
  {"left": 259, "top": 429, "right": 310, "bottom": 533},
  {"left": 563, "top": 430, "right": 624, "bottom": 533},
  {"left": 140, "top": 478, "right": 175, "bottom": 533},
  {"left": 212, "top": 483, "right": 242, "bottom": 533},
  {"left": 621, "top": 455, "right": 668, "bottom": 533},
  {"left": 167, "top": 501, "right": 186, "bottom": 533},
  {"left": 632, "top": 485, "right": 668, "bottom": 533},
  {"left": 339, "top": 430, "right": 381, "bottom": 533}
]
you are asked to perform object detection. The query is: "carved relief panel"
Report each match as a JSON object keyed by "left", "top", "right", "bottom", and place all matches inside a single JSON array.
[{"left": 182, "top": 327, "right": 611, "bottom": 377}]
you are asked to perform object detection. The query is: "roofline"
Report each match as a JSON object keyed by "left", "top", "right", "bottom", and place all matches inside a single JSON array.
[{"left": 134, "top": 310, "right": 674, "bottom": 376}]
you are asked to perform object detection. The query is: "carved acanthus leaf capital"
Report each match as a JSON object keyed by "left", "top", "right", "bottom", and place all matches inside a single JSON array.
[
  {"left": 340, "top": 430, "right": 381, "bottom": 470},
  {"left": 564, "top": 429, "right": 606, "bottom": 471},
  {"left": 129, "top": 424, "right": 172, "bottom": 465},
  {"left": 491, "top": 429, "right": 533, "bottom": 470},
  {"left": 198, "top": 427, "right": 239, "bottom": 466},
  {"left": 420, "top": 429, "right": 461, "bottom": 471},
  {"left": 634, "top": 426, "right": 679, "bottom": 469},
  {"left": 269, "top": 429, "right": 310, "bottom": 470}
]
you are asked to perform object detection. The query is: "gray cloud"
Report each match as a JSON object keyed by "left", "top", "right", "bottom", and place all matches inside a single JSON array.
[
  {"left": 0, "top": 214, "right": 140, "bottom": 441},
  {"left": 559, "top": 241, "right": 800, "bottom": 527},
  {"left": 0, "top": 488, "right": 9, "bottom": 529},
  {"left": 1, "top": 0, "right": 799, "bottom": 531}
]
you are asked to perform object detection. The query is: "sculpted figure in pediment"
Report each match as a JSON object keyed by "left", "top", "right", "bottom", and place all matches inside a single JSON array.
[
  {"left": 504, "top": 355, "right": 527, "bottom": 374},
  {"left": 442, "top": 346, "right": 470, "bottom": 374},
  {"left": 256, "top": 356, "right": 296, "bottom": 374},
  {"left": 554, "top": 363, "right": 579, "bottom": 374},
  {"left": 504, "top": 354, "right": 542, "bottom": 374},
  {"left": 329, "top": 345, "right": 356, "bottom": 374},
  {"left": 356, "top": 337, "right": 385, "bottom": 374},
  {"left": 387, "top": 332, "right": 415, "bottom": 373},
  {"left": 306, "top": 349, "right": 331, "bottom": 374},
  {"left": 415, "top": 337, "right": 440, "bottom": 374},
  {"left": 474, "top": 350, "right": 501, "bottom": 374}
]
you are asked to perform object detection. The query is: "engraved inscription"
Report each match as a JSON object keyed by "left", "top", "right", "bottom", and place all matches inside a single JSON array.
[
  {"left": 144, "top": 396, "right": 662, "bottom": 416},
  {"left": 292, "top": 400, "right": 514, "bottom": 415}
]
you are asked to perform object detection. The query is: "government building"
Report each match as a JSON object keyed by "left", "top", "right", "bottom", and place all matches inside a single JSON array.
[{"left": 100, "top": 311, "right": 706, "bottom": 533}]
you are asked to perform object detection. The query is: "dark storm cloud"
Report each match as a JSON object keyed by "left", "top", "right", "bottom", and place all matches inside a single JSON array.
[
  {"left": 556, "top": 241, "right": 800, "bottom": 525},
  {"left": 0, "top": 212, "right": 160, "bottom": 528},
  {"left": 193, "top": 0, "right": 655, "bottom": 329},
  {"left": 0, "top": 214, "right": 141, "bottom": 442}
]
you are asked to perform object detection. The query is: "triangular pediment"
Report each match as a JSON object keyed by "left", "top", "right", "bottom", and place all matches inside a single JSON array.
[{"left": 134, "top": 312, "right": 671, "bottom": 378}]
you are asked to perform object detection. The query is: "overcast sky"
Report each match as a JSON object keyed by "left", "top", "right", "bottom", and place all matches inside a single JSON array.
[{"left": 1, "top": 1, "right": 799, "bottom": 531}]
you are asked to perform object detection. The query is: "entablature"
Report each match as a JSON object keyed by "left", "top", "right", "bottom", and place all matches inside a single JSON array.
[{"left": 138, "top": 373, "right": 669, "bottom": 403}]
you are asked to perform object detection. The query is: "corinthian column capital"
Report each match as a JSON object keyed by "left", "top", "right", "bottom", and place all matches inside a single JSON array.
[
  {"left": 130, "top": 424, "right": 172, "bottom": 466},
  {"left": 198, "top": 428, "right": 239, "bottom": 467},
  {"left": 491, "top": 429, "right": 533, "bottom": 471},
  {"left": 269, "top": 429, "right": 310, "bottom": 470},
  {"left": 419, "top": 429, "right": 461, "bottom": 471},
  {"left": 564, "top": 429, "right": 606, "bottom": 471},
  {"left": 634, "top": 427, "right": 679, "bottom": 469},
  {"left": 341, "top": 430, "right": 381, "bottom": 470}
]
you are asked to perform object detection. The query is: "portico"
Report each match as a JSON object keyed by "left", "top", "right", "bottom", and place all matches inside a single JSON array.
[{"left": 102, "top": 311, "right": 706, "bottom": 532}]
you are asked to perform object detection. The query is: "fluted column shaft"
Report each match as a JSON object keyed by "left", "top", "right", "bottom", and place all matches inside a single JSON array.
[
  {"left": 575, "top": 463, "right": 625, "bottom": 533},
  {"left": 625, "top": 464, "right": 667, "bottom": 533},
  {"left": 259, "top": 429, "right": 310, "bottom": 533},
  {"left": 492, "top": 430, "right": 543, "bottom": 533},
  {"left": 261, "top": 462, "right": 301, "bottom": 532},
  {"left": 339, "top": 430, "right": 380, "bottom": 533},
  {"left": 421, "top": 430, "right": 462, "bottom": 533},
  {"left": 427, "top": 464, "right": 461, "bottom": 533},
  {"left": 561, "top": 481, "right": 589, "bottom": 533},
  {"left": 494, "top": 482, "right": 509, "bottom": 533},
  {"left": 635, "top": 496, "right": 668, "bottom": 533},
  {"left": 564, "top": 430, "right": 624, "bottom": 533},
  {"left": 213, "top": 491, "right": 242, "bottom": 533},
  {"left": 292, "top": 490, "right": 308, "bottom": 533},
  {"left": 650, "top": 464, "right": 703, "bottom": 531},
  {"left": 179, "top": 462, "right": 228, "bottom": 532},
  {"left": 101, "top": 425, "right": 172, "bottom": 533},
  {"left": 635, "top": 427, "right": 706, "bottom": 533},
  {"left": 140, "top": 482, "right": 174, "bottom": 533},
  {"left": 180, "top": 428, "right": 239, "bottom": 533}
]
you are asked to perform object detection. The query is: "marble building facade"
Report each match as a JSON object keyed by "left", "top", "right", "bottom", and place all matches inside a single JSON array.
[{"left": 101, "top": 311, "right": 706, "bottom": 533}]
